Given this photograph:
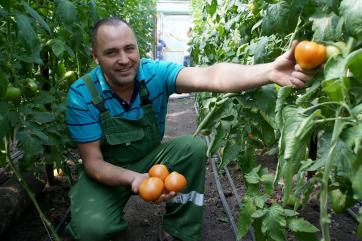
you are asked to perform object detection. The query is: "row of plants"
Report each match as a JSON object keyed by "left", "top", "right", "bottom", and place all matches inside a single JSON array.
[
  {"left": 0, "top": 0, "right": 156, "bottom": 240},
  {"left": 191, "top": 0, "right": 362, "bottom": 240}
]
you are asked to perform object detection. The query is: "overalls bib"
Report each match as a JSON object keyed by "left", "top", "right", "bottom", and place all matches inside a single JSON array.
[{"left": 67, "top": 75, "right": 207, "bottom": 241}]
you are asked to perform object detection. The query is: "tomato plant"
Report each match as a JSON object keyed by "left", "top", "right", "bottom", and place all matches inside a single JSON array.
[
  {"left": 191, "top": 0, "right": 362, "bottom": 240},
  {"left": 139, "top": 177, "right": 164, "bottom": 201},
  {"left": 0, "top": 1, "right": 157, "bottom": 240},
  {"left": 164, "top": 171, "right": 187, "bottom": 193},
  {"left": 148, "top": 164, "right": 169, "bottom": 181}
]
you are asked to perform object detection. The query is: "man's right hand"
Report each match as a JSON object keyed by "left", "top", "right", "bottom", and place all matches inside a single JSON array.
[{"left": 131, "top": 173, "right": 149, "bottom": 193}]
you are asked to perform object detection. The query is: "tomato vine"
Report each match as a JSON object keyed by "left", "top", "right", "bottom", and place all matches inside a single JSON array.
[{"left": 191, "top": 0, "right": 362, "bottom": 240}]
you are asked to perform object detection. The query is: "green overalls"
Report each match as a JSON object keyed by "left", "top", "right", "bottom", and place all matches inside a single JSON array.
[{"left": 66, "top": 75, "right": 207, "bottom": 241}]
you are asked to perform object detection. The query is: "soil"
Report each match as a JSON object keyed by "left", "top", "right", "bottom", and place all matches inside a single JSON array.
[{"left": 2, "top": 94, "right": 361, "bottom": 241}]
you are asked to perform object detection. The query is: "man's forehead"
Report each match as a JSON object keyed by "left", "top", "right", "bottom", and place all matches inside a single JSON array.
[{"left": 96, "top": 24, "right": 136, "bottom": 44}]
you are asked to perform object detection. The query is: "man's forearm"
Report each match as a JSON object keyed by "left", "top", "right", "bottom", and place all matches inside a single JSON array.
[
  {"left": 84, "top": 159, "right": 139, "bottom": 187},
  {"left": 206, "top": 62, "right": 274, "bottom": 92}
]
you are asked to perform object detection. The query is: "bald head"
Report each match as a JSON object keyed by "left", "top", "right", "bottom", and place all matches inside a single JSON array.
[{"left": 91, "top": 17, "right": 135, "bottom": 51}]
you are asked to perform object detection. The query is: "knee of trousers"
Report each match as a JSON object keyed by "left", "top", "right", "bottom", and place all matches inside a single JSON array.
[
  {"left": 176, "top": 136, "right": 207, "bottom": 169},
  {"left": 70, "top": 216, "right": 124, "bottom": 241},
  {"left": 176, "top": 135, "right": 207, "bottom": 165}
]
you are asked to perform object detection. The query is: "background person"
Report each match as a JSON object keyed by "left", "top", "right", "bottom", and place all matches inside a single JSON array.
[
  {"left": 156, "top": 31, "right": 167, "bottom": 60},
  {"left": 66, "top": 17, "right": 314, "bottom": 241}
]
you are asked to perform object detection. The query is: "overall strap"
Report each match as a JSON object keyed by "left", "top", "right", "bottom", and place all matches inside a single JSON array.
[
  {"left": 139, "top": 81, "right": 151, "bottom": 106},
  {"left": 82, "top": 74, "right": 107, "bottom": 113}
]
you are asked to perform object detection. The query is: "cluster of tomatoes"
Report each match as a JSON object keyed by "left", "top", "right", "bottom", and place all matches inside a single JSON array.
[{"left": 139, "top": 164, "right": 187, "bottom": 202}]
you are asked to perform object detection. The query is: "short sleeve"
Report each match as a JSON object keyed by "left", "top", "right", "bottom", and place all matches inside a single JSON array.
[
  {"left": 156, "top": 61, "right": 184, "bottom": 96},
  {"left": 66, "top": 85, "right": 102, "bottom": 143}
]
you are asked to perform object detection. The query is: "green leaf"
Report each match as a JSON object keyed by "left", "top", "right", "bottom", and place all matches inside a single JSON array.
[
  {"left": 352, "top": 166, "right": 362, "bottom": 199},
  {"left": 255, "top": 195, "right": 269, "bottom": 209},
  {"left": 322, "top": 77, "right": 350, "bottom": 102},
  {"left": 324, "top": 55, "right": 346, "bottom": 81},
  {"left": 56, "top": 0, "right": 77, "bottom": 25},
  {"left": 16, "top": 127, "right": 44, "bottom": 163},
  {"left": 357, "top": 208, "right": 362, "bottom": 237},
  {"left": 341, "top": 123, "right": 362, "bottom": 148},
  {"left": 346, "top": 49, "right": 362, "bottom": 80},
  {"left": 22, "top": 2, "right": 51, "bottom": 34},
  {"left": 237, "top": 206, "right": 252, "bottom": 239},
  {"left": 245, "top": 165, "right": 261, "bottom": 184},
  {"left": 340, "top": 0, "right": 362, "bottom": 40},
  {"left": 219, "top": 136, "right": 241, "bottom": 168},
  {"left": 310, "top": 12, "right": 342, "bottom": 41},
  {"left": 31, "top": 112, "right": 56, "bottom": 124},
  {"left": 261, "top": 1, "right": 297, "bottom": 35},
  {"left": 15, "top": 13, "right": 38, "bottom": 48},
  {"left": 262, "top": 204, "right": 287, "bottom": 241},
  {"left": 49, "top": 39, "right": 66, "bottom": 57},
  {"left": 252, "top": 209, "right": 268, "bottom": 218},
  {"left": 288, "top": 217, "right": 319, "bottom": 233}
]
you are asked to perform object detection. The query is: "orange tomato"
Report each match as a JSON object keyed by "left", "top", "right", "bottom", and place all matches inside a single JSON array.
[
  {"left": 139, "top": 177, "right": 164, "bottom": 201},
  {"left": 164, "top": 171, "right": 187, "bottom": 193},
  {"left": 148, "top": 164, "right": 169, "bottom": 181},
  {"left": 294, "top": 40, "right": 326, "bottom": 70}
]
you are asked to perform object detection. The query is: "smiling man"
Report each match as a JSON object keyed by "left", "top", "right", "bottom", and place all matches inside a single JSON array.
[{"left": 66, "top": 17, "right": 313, "bottom": 241}]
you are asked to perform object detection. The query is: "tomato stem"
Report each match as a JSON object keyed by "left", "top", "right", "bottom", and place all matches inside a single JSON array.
[{"left": 319, "top": 107, "right": 343, "bottom": 241}]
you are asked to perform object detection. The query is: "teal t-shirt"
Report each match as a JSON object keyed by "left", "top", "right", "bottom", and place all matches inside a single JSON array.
[{"left": 66, "top": 58, "right": 184, "bottom": 143}]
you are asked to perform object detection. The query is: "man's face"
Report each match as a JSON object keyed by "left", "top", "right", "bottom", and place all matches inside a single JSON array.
[{"left": 93, "top": 23, "right": 140, "bottom": 87}]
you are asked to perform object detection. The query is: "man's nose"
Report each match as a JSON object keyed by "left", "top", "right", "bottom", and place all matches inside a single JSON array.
[{"left": 117, "top": 53, "right": 129, "bottom": 64}]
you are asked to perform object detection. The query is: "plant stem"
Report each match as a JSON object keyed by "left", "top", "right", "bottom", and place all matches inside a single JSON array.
[
  {"left": 314, "top": 116, "right": 352, "bottom": 124},
  {"left": 5, "top": 139, "right": 61, "bottom": 241},
  {"left": 319, "top": 107, "right": 342, "bottom": 241}
]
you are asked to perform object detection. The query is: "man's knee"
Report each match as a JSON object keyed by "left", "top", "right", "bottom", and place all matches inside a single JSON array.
[
  {"left": 177, "top": 135, "right": 207, "bottom": 160},
  {"left": 68, "top": 215, "right": 127, "bottom": 241}
]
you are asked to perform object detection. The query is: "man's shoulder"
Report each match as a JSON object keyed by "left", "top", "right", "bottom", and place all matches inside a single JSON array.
[{"left": 67, "top": 68, "right": 99, "bottom": 101}]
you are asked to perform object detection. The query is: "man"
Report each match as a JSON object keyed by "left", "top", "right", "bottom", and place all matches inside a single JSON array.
[
  {"left": 156, "top": 31, "right": 167, "bottom": 60},
  {"left": 66, "top": 17, "right": 313, "bottom": 241}
]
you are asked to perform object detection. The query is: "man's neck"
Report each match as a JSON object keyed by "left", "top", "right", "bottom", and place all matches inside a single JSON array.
[{"left": 109, "top": 81, "right": 135, "bottom": 104}]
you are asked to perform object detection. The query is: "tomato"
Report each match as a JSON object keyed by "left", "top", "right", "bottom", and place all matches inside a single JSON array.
[
  {"left": 164, "top": 171, "right": 187, "bottom": 193},
  {"left": 139, "top": 177, "right": 164, "bottom": 201},
  {"left": 329, "top": 189, "right": 346, "bottom": 214},
  {"left": 148, "top": 164, "right": 169, "bottom": 181},
  {"left": 63, "top": 71, "right": 78, "bottom": 86},
  {"left": 4, "top": 86, "right": 21, "bottom": 102},
  {"left": 294, "top": 40, "right": 326, "bottom": 70},
  {"left": 326, "top": 41, "right": 346, "bottom": 58},
  {"left": 27, "top": 79, "right": 38, "bottom": 92}
]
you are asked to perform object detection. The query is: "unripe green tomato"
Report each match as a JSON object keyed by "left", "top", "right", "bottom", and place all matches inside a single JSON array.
[
  {"left": 326, "top": 45, "right": 340, "bottom": 58},
  {"left": 28, "top": 80, "right": 38, "bottom": 92},
  {"left": 4, "top": 86, "right": 21, "bottom": 101},
  {"left": 63, "top": 71, "right": 77, "bottom": 85},
  {"left": 57, "top": 63, "right": 66, "bottom": 78}
]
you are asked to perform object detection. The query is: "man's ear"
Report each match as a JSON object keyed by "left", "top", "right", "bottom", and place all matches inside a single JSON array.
[{"left": 92, "top": 51, "right": 99, "bottom": 64}]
